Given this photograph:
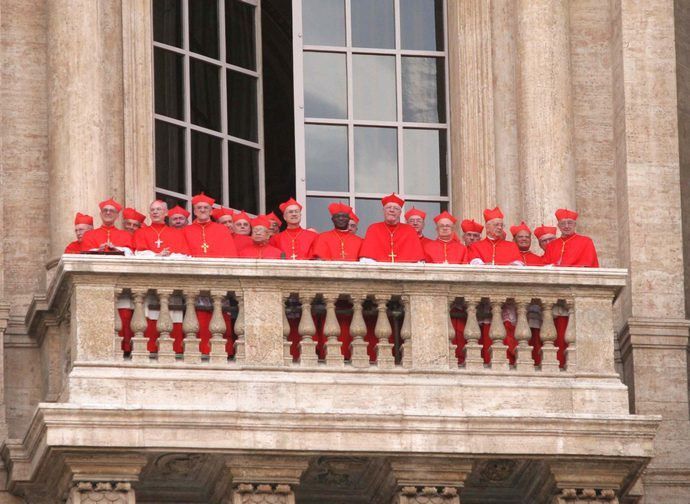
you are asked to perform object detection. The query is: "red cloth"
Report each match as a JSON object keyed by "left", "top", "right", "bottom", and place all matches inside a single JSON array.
[
  {"left": 238, "top": 242, "right": 284, "bottom": 259},
  {"left": 183, "top": 221, "right": 237, "bottom": 257},
  {"left": 133, "top": 223, "right": 190, "bottom": 254},
  {"left": 233, "top": 233, "right": 253, "bottom": 251},
  {"left": 468, "top": 238, "right": 523, "bottom": 265},
  {"left": 521, "top": 250, "right": 544, "bottom": 266},
  {"left": 311, "top": 229, "right": 363, "bottom": 261},
  {"left": 423, "top": 238, "right": 469, "bottom": 264},
  {"left": 196, "top": 310, "right": 212, "bottom": 355},
  {"left": 171, "top": 322, "right": 184, "bottom": 354},
  {"left": 271, "top": 227, "right": 318, "bottom": 260},
  {"left": 529, "top": 317, "right": 569, "bottom": 368},
  {"left": 419, "top": 235, "right": 433, "bottom": 248},
  {"left": 117, "top": 308, "right": 134, "bottom": 353},
  {"left": 81, "top": 225, "right": 133, "bottom": 251},
  {"left": 145, "top": 318, "right": 159, "bottom": 353},
  {"left": 359, "top": 222, "right": 425, "bottom": 263},
  {"left": 542, "top": 234, "right": 599, "bottom": 267},
  {"left": 223, "top": 312, "right": 235, "bottom": 357},
  {"left": 64, "top": 240, "right": 82, "bottom": 254}
]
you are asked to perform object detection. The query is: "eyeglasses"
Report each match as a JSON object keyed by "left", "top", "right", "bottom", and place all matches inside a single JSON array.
[{"left": 101, "top": 208, "right": 118, "bottom": 214}]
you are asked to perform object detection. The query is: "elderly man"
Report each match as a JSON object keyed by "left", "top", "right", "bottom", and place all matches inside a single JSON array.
[
  {"left": 65, "top": 212, "right": 94, "bottom": 254},
  {"left": 271, "top": 198, "right": 317, "bottom": 260},
  {"left": 230, "top": 211, "right": 253, "bottom": 251},
  {"left": 266, "top": 212, "right": 282, "bottom": 236},
  {"left": 348, "top": 212, "right": 359, "bottom": 235},
  {"left": 212, "top": 207, "right": 234, "bottom": 230},
  {"left": 238, "top": 216, "right": 284, "bottom": 258},
  {"left": 359, "top": 193, "right": 424, "bottom": 263},
  {"left": 133, "top": 200, "right": 189, "bottom": 256},
  {"left": 534, "top": 225, "right": 557, "bottom": 253},
  {"left": 311, "top": 202, "right": 363, "bottom": 261},
  {"left": 510, "top": 221, "right": 543, "bottom": 266},
  {"left": 423, "top": 211, "right": 468, "bottom": 264},
  {"left": 182, "top": 193, "right": 237, "bottom": 257},
  {"left": 542, "top": 209, "right": 599, "bottom": 267},
  {"left": 168, "top": 205, "right": 190, "bottom": 229},
  {"left": 468, "top": 207, "right": 523, "bottom": 265},
  {"left": 460, "top": 219, "right": 483, "bottom": 247},
  {"left": 81, "top": 198, "right": 133, "bottom": 253},
  {"left": 122, "top": 207, "right": 146, "bottom": 233},
  {"left": 405, "top": 208, "right": 430, "bottom": 246}
]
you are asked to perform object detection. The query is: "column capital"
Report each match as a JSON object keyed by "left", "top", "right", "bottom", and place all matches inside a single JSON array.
[
  {"left": 390, "top": 457, "right": 473, "bottom": 488},
  {"left": 226, "top": 455, "right": 310, "bottom": 485}
]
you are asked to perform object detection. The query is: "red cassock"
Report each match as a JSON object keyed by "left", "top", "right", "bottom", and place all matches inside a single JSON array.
[
  {"left": 233, "top": 234, "right": 253, "bottom": 252},
  {"left": 238, "top": 242, "right": 284, "bottom": 259},
  {"left": 521, "top": 251, "right": 544, "bottom": 266},
  {"left": 542, "top": 234, "right": 599, "bottom": 267},
  {"left": 133, "top": 224, "right": 190, "bottom": 254},
  {"left": 183, "top": 221, "right": 237, "bottom": 258},
  {"left": 359, "top": 222, "right": 425, "bottom": 263},
  {"left": 468, "top": 238, "right": 523, "bottom": 265},
  {"left": 271, "top": 227, "right": 318, "bottom": 260},
  {"left": 64, "top": 240, "right": 81, "bottom": 254},
  {"left": 310, "top": 229, "right": 363, "bottom": 261},
  {"left": 423, "top": 238, "right": 469, "bottom": 264},
  {"left": 81, "top": 225, "right": 133, "bottom": 251},
  {"left": 419, "top": 235, "right": 433, "bottom": 247}
]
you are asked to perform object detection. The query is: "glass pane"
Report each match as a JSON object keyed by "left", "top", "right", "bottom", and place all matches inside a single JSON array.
[
  {"left": 404, "top": 201, "right": 447, "bottom": 236},
  {"left": 351, "top": 0, "right": 394, "bottom": 49},
  {"left": 191, "top": 131, "right": 222, "bottom": 202},
  {"left": 156, "top": 193, "right": 188, "bottom": 214},
  {"left": 353, "top": 55, "right": 396, "bottom": 121},
  {"left": 354, "top": 127, "right": 397, "bottom": 193},
  {"left": 307, "top": 196, "right": 348, "bottom": 232},
  {"left": 190, "top": 58, "right": 221, "bottom": 131},
  {"left": 227, "top": 70, "right": 258, "bottom": 141},
  {"left": 226, "top": 0, "right": 256, "bottom": 69},
  {"left": 153, "top": 0, "right": 182, "bottom": 47},
  {"left": 189, "top": 0, "right": 219, "bottom": 59},
  {"left": 354, "top": 198, "right": 384, "bottom": 234},
  {"left": 304, "top": 52, "right": 347, "bottom": 119},
  {"left": 303, "top": 0, "right": 345, "bottom": 47},
  {"left": 229, "top": 142, "right": 260, "bottom": 215},
  {"left": 402, "top": 57, "right": 446, "bottom": 123},
  {"left": 403, "top": 129, "right": 447, "bottom": 196},
  {"left": 306, "top": 125, "right": 348, "bottom": 192},
  {"left": 400, "top": 0, "right": 444, "bottom": 51},
  {"left": 154, "top": 48, "right": 183, "bottom": 119},
  {"left": 155, "top": 120, "right": 185, "bottom": 194}
]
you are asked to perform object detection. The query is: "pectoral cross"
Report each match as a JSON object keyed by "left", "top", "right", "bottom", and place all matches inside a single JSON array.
[
  {"left": 388, "top": 249, "right": 396, "bottom": 263},
  {"left": 201, "top": 242, "right": 209, "bottom": 254},
  {"left": 155, "top": 238, "right": 163, "bottom": 248},
  {"left": 291, "top": 252, "right": 298, "bottom": 260}
]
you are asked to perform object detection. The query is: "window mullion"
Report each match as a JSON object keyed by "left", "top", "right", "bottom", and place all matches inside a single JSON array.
[
  {"left": 292, "top": 0, "right": 307, "bottom": 211},
  {"left": 394, "top": 0, "right": 404, "bottom": 203},
  {"left": 256, "top": 0, "right": 266, "bottom": 213},
  {"left": 182, "top": 0, "right": 193, "bottom": 208},
  {"left": 345, "top": 0, "right": 355, "bottom": 211},
  {"left": 219, "top": 0, "right": 230, "bottom": 207}
]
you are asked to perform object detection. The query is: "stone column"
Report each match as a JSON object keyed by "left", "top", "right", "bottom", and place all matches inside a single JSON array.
[
  {"left": 63, "top": 454, "right": 147, "bottom": 504},
  {"left": 226, "top": 455, "right": 309, "bottom": 504},
  {"left": 0, "top": 304, "right": 9, "bottom": 440},
  {"left": 389, "top": 458, "right": 472, "bottom": 504},
  {"left": 516, "top": 0, "right": 575, "bottom": 226},
  {"left": 549, "top": 461, "right": 624, "bottom": 504}
]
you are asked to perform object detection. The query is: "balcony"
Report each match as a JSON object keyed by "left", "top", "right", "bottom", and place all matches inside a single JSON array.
[{"left": 3, "top": 256, "right": 658, "bottom": 503}]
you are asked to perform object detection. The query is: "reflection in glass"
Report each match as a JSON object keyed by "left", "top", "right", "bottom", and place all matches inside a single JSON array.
[
  {"left": 190, "top": 59, "right": 221, "bottom": 131},
  {"left": 353, "top": 55, "right": 396, "bottom": 121},
  {"left": 154, "top": 48, "right": 184, "bottom": 120},
  {"left": 351, "top": 0, "right": 394, "bottom": 49},
  {"left": 189, "top": 0, "right": 219, "bottom": 59},
  {"left": 400, "top": 0, "right": 444, "bottom": 51},
  {"left": 354, "top": 127, "right": 397, "bottom": 193},
  {"left": 354, "top": 198, "right": 385, "bottom": 234},
  {"left": 153, "top": 0, "right": 182, "bottom": 47},
  {"left": 404, "top": 201, "right": 446, "bottom": 235},
  {"left": 306, "top": 125, "right": 348, "bottom": 192},
  {"left": 303, "top": 0, "right": 345, "bottom": 46},
  {"left": 155, "top": 120, "right": 185, "bottom": 194},
  {"left": 307, "top": 196, "right": 348, "bottom": 232},
  {"left": 304, "top": 52, "right": 347, "bottom": 119},
  {"left": 156, "top": 193, "right": 188, "bottom": 214},
  {"left": 227, "top": 70, "right": 258, "bottom": 141},
  {"left": 403, "top": 129, "right": 447, "bottom": 196},
  {"left": 229, "top": 142, "right": 259, "bottom": 215},
  {"left": 402, "top": 57, "right": 445, "bottom": 123},
  {"left": 226, "top": 0, "right": 256, "bottom": 70},
  {"left": 191, "top": 131, "right": 222, "bottom": 202}
]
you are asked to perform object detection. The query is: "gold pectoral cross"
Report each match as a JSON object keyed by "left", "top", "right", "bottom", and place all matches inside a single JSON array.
[
  {"left": 155, "top": 238, "right": 163, "bottom": 248},
  {"left": 201, "top": 242, "right": 209, "bottom": 254},
  {"left": 388, "top": 244, "right": 396, "bottom": 263},
  {"left": 291, "top": 252, "right": 298, "bottom": 260}
]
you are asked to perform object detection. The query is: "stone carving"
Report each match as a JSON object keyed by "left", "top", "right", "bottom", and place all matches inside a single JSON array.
[
  {"left": 234, "top": 483, "right": 293, "bottom": 504},
  {"left": 68, "top": 482, "right": 134, "bottom": 504},
  {"left": 154, "top": 453, "right": 206, "bottom": 476},
  {"left": 396, "top": 486, "right": 459, "bottom": 504},
  {"left": 479, "top": 459, "right": 516, "bottom": 482},
  {"left": 308, "top": 456, "right": 369, "bottom": 488},
  {"left": 555, "top": 488, "right": 618, "bottom": 503}
]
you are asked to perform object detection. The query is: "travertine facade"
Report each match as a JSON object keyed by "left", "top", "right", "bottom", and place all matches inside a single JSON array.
[{"left": 1, "top": 0, "right": 689, "bottom": 502}]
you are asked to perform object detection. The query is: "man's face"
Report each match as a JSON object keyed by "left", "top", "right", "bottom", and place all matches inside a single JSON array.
[
  {"left": 169, "top": 214, "right": 187, "bottom": 228},
  {"left": 74, "top": 223, "right": 92, "bottom": 241},
  {"left": 123, "top": 219, "right": 141, "bottom": 233},
  {"left": 463, "top": 231, "right": 481, "bottom": 247},
  {"left": 332, "top": 212, "right": 350, "bottom": 231},
  {"left": 435, "top": 218, "right": 454, "bottom": 240},
  {"left": 217, "top": 215, "right": 233, "bottom": 230},
  {"left": 485, "top": 218, "right": 504, "bottom": 240},
  {"left": 383, "top": 204, "right": 402, "bottom": 225},
  {"left": 269, "top": 220, "right": 280, "bottom": 235},
  {"left": 252, "top": 225, "right": 269, "bottom": 245},
  {"left": 538, "top": 234, "right": 557, "bottom": 252},
  {"left": 100, "top": 205, "right": 119, "bottom": 226},
  {"left": 149, "top": 201, "right": 167, "bottom": 224},
  {"left": 194, "top": 203, "right": 212, "bottom": 222},
  {"left": 234, "top": 219, "right": 251, "bottom": 235},
  {"left": 407, "top": 216, "right": 425, "bottom": 235},
  {"left": 558, "top": 219, "right": 576, "bottom": 237},
  {"left": 514, "top": 230, "right": 531, "bottom": 251},
  {"left": 348, "top": 219, "right": 358, "bottom": 234},
  {"left": 283, "top": 205, "right": 302, "bottom": 226}
]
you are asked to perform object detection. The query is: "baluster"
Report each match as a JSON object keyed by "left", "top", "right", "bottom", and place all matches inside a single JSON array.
[
  {"left": 564, "top": 300, "right": 576, "bottom": 370},
  {"left": 464, "top": 297, "right": 483, "bottom": 370},
  {"left": 183, "top": 291, "right": 201, "bottom": 363},
  {"left": 540, "top": 298, "right": 559, "bottom": 372},
  {"left": 488, "top": 298, "right": 504, "bottom": 367},
  {"left": 374, "top": 296, "right": 395, "bottom": 369},
  {"left": 209, "top": 291, "right": 228, "bottom": 364},
  {"left": 113, "top": 291, "right": 123, "bottom": 359},
  {"left": 157, "top": 289, "right": 175, "bottom": 363},
  {"left": 324, "top": 294, "right": 343, "bottom": 367},
  {"left": 282, "top": 294, "right": 293, "bottom": 366},
  {"left": 234, "top": 292, "right": 246, "bottom": 364},
  {"left": 350, "top": 294, "right": 369, "bottom": 368},
  {"left": 298, "top": 295, "right": 318, "bottom": 367},
  {"left": 400, "top": 296, "right": 412, "bottom": 369},
  {"left": 514, "top": 298, "right": 532, "bottom": 371},
  {"left": 448, "top": 298, "right": 457, "bottom": 368},
  {"left": 130, "top": 290, "right": 149, "bottom": 362}
]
